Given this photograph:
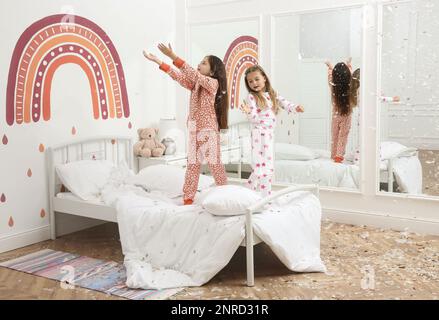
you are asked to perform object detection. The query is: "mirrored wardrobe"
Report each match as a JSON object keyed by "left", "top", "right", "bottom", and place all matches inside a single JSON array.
[{"left": 271, "top": 7, "right": 363, "bottom": 191}]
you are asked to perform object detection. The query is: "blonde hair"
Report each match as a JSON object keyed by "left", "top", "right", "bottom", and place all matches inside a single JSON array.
[{"left": 244, "top": 65, "right": 280, "bottom": 114}]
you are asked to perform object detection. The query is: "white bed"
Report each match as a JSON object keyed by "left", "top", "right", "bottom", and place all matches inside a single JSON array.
[
  {"left": 227, "top": 122, "right": 422, "bottom": 193},
  {"left": 47, "top": 136, "right": 323, "bottom": 287}
]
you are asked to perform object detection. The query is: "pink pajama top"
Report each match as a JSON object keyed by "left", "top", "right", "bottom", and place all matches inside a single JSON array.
[{"left": 160, "top": 58, "right": 219, "bottom": 132}]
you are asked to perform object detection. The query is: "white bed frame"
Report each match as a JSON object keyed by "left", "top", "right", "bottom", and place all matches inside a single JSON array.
[
  {"left": 47, "top": 136, "right": 134, "bottom": 239},
  {"left": 228, "top": 121, "right": 419, "bottom": 193},
  {"left": 47, "top": 137, "right": 320, "bottom": 287}
]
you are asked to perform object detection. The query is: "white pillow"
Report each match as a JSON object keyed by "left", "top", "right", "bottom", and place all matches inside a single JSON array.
[
  {"left": 201, "top": 185, "right": 262, "bottom": 216},
  {"left": 380, "top": 141, "right": 408, "bottom": 160},
  {"left": 275, "top": 143, "right": 317, "bottom": 161},
  {"left": 55, "top": 160, "right": 115, "bottom": 201},
  {"left": 127, "top": 164, "right": 214, "bottom": 198},
  {"left": 313, "top": 148, "right": 331, "bottom": 159}
]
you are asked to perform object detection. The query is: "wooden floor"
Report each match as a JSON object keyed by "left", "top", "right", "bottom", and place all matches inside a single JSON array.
[{"left": 0, "top": 221, "right": 438, "bottom": 300}]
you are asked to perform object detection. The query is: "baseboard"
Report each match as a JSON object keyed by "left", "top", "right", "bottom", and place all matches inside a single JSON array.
[
  {"left": 0, "top": 226, "right": 50, "bottom": 254},
  {"left": 0, "top": 214, "right": 108, "bottom": 254},
  {"left": 323, "top": 207, "right": 439, "bottom": 236}
]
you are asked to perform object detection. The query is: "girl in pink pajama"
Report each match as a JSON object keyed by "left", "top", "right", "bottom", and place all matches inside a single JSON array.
[
  {"left": 240, "top": 65, "right": 304, "bottom": 197},
  {"left": 144, "top": 44, "right": 228, "bottom": 205},
  {"left": 326, "top": 61, "right": 354, "bottom": 163}
]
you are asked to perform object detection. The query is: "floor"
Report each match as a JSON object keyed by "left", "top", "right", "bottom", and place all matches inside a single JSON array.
[
  {"left": 0, "top": 222, "right": 438, "bottom": 300},
  {"left": 419, "top": 150, "right": 439, "bottom": 197}
]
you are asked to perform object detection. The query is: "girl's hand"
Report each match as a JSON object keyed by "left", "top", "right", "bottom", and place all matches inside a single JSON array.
[
  {"left": 346, "top": 57, "right": 353, "bottom": 71},
  {"left": 325, "top": 60, "right": 333, "bottom": 70},
  {"left": 158, "top": 43, "right": 177, "bottom": 60},
  {"left": 240, "top": 100, "right": 251, "bottom": 114},
  {"left": 295, "top": 105, "right": 305, "bottom": 113},
  {"left": 143, "top": 50, "right": 162, "bottom": 65}
]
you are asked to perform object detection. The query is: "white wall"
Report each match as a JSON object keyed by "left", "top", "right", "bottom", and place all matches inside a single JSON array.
[
  {"left": 0, "top": 0, "right": 176, "bottom": 253},
  {"left": 183, "top": 0, "right": 439, "bottom": 235}
]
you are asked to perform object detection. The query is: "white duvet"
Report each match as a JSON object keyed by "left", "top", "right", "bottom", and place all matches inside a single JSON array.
[{"left": 99, "top": 166, "right": 326, "bottom": 290}]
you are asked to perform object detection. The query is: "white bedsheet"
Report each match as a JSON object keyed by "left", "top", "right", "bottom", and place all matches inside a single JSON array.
[
  {"left": 238, "top": 134, "right": 422, "bottom": 193},
  {"left": 275, "top": 158, "right": 360, "bottom": 189},
  {"left": 274, "top": 156, "right": 421, "bottom": 193},
  {"left": 99, "top": 167, "right": 326, "bottom": 290}
]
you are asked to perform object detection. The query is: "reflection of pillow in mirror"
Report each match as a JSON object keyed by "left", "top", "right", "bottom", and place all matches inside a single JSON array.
[
  {"left": 313, "top": 149, "right": 331, "bottom": 159},
  {"left": 380, "top": 141, "right": 408, "bottom": 160},
  {"left": 275, "top": 143, "right": 317, "bottom": 161}
]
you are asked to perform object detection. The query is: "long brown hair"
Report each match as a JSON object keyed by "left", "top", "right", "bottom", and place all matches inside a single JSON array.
[
  {"left": 331, "top": 62, "right": 352, "bottom": 116},
  {"left": 208, "top": 55, "right": 229, "bottom": 130},
  {"left": 350, "top": 68, "right": 360, "bottom": 107},
  {"left": 244, "top": 65, "right": 280, "bottom": 114}
]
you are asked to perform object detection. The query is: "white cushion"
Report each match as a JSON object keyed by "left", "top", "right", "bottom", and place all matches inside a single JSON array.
[
  {"left": 201, "top": 185, "right": 262, "bottom": 216},
  {"left": 275, "top": 143, "right": 317, "bottom": 161},
  {"left": 55, "top": 160, "right": 115, "bottom": 201},
  {"left": 380, "top": 141, "right": 408, "bottom": 160},
  {"left": 127, "top": 164, "right": 214, "bottom": 198}
]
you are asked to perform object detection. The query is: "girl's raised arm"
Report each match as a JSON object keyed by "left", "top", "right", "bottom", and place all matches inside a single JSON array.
[
  {"left": 277, "top": 95, "right": 304, "bottom": 114},
  {"left": 158, "top": 43, "right": 218, "bottom": 94},
  {"left": 144, "top": 49, "right": 194, "bottom": 90}
]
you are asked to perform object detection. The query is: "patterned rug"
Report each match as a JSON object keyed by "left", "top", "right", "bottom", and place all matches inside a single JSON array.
[{"left": 0, "top": 249, "right": 183, "bottom": 300}]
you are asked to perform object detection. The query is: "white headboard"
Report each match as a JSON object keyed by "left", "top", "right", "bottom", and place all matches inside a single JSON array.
[{"left": 47, "top": 136, "right": 133, "bottom": 196}]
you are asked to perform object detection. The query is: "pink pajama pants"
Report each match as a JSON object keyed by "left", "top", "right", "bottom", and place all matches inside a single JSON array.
[
  {"left": 183, "top": 129, "right": 227, "bottom": 200},
  {"left": 331, "top": 113, "right": 352, "bottom": 160}
]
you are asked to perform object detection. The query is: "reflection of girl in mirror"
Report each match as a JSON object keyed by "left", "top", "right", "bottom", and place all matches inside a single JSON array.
[
  {"left": 326, "top": 61, "right": 353, "bottom": 163},
  {"left": 239, "top": 65, "right": 305, "bottom": 196}
]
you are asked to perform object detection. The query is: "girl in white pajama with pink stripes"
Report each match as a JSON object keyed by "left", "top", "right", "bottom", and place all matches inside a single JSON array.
[{"left": 240, "top": 65, "right": 304, "bottom": 197}]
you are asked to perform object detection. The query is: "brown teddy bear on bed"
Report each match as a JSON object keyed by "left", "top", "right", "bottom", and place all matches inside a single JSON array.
[{"left": 134, "top": 128, "right": 166, "bottom": 158}]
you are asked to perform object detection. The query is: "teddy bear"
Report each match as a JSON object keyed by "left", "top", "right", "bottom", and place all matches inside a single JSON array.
[{"left": 133, "top": 128, "right": 166, "bottom": 158}]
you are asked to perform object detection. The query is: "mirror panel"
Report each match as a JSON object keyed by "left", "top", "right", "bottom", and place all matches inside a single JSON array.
[{"left": 379, "top": 0, "right": 439, "bottom": 197}]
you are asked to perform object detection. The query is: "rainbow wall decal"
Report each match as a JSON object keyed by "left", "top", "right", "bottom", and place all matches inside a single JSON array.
[
  {"left": 6, "top": 14, "right": 130, "bottom": 126},
  {"left": 223, "top": 36, "right": 258, "bottom": 109}
]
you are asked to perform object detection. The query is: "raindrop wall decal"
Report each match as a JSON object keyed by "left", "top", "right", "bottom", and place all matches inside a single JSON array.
[
  {"left": 72, "top": 126, "right": 77, "bottom": 135},
  {"left": 40, "top": 209, "right": 46, "bottom": 218},
  {"left": 39, "top": 144, "right": 45, "bottom": 153},
  {"left": 8, "top": 216, "right": 14, "bottom": 227},
  {"left": 2, "top": 135, "right": 8, "bottom": 145},
  {"left": 27, "top": 169, "right": 33, "bottom": 177},
  {"left": 128, "top": 122, "right": 132, "bottom": 129},
  {"left": 0, "top": 193, "right": 5, "bottom": 203}
]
